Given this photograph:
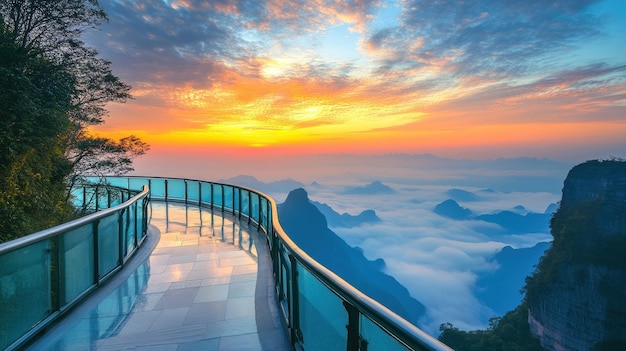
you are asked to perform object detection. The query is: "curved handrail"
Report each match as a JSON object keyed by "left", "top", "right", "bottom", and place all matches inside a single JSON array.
[
  {"left": 268, "top": 200, "right": 448, "bottom": 351},
  {"left": 0, "top": 186, "right": 149, "bottom": 253},
  {"left": 95, "top": 176, "right": 452, "bottom": 351},
  {"left": 0, "top": 184, "right": 150, "bottom": 351}
]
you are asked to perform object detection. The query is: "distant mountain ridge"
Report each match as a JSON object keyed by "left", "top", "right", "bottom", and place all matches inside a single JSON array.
[
  {"left": 475, "top": 241, "right": 551, "bottom": 316},
  {"left": 310, "top": 200, "right": 381, "bottom": 228},
  {"left": 278, "top": 188, "right": 425, "bottom": 325},
  {"left": 434, "top": 197, "right": 555, "bottom": 234},
  {"left": 219, "top": 175, "right": 304, "bottom": 194},
  {"left": 343, "top": 181, "right": 395, "bottom": 195}
]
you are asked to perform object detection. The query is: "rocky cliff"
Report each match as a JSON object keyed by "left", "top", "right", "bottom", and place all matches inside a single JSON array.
[{"left": 526, "top": 159, "right": 626, "bottom": 351}]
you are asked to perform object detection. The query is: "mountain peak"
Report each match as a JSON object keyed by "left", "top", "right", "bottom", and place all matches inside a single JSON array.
[
  {"left": 277, "top": 187, "right": 425, "bottom": 325},
  {"left": 284, "top": 187, "right": 309, "bottom": 204}
]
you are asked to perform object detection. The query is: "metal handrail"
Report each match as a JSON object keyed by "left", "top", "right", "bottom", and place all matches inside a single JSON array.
[
  {"left": 268, "top": 202, "right": 449, "bottom": 351},
  {"left": 0, "top": 184, "right": 150, "bottom": 350},
  {"left": 0, "top": 186, "right": 149, "bottom": 254}
]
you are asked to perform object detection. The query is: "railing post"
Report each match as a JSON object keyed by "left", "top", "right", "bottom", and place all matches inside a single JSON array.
[
  {"left": 184, "top": 179, "right": 188, "bottom": 203},
  {"left": 198, "top": 181, "right": 202, "bottom": 207},
  {"left": 82, "top": 186, "right": 87, "bottom": 209},
  {"left": 238, "top": 189, "right": 242, "bottom": 220},
  {"left": 221, "top": 185, "right": 225, "bottom": 212},
  {"left": 135, "top": 200, "right": 140, "bottom": 243},
  {"left": 289, "top": 255, "right": 301, "bottom": 345},
  {"left": 164, "top": 179, "right": 169, "bottom": 202},
  {"left": 344, "top": 301, "right": 363, "bottom": 351},
  {"left": 95, "top": 186, "right": 99, "bottom": 211},
  {"left": 143, "top": 195, "right": 149, "bottom": 237}
]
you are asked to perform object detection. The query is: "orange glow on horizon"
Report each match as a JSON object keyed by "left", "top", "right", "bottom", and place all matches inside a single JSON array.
[{"left": 92, "top": 48, "right": 626, "bottom": 160}]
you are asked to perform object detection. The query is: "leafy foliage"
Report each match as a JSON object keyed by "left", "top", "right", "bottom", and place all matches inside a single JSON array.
[
  {"left": 0, "top": 24, "right": 75, "bottom": 241},
  {"left": 525, "top": 159, "right": 626, "bottom": 303},
  {"left": 0, "top": 1, "right": 148, "bottom": 241},
  {"left": 438, "top": 302, "right": 543, "bottom": 351}
]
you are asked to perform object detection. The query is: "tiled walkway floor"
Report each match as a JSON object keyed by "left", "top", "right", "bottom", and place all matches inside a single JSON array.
[{"left": 28, "top": 202, "right": 290, "bottom": 351}]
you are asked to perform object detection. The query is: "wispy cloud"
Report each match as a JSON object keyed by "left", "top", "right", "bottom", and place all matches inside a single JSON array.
[{"left": 87, "top": 0, "right": 626, "bottom": 158}]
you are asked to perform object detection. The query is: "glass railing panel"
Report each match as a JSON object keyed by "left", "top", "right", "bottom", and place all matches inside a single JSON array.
[
  {"left": 213, "top": 184, "right": 223, "bottom": 208},
  {"left": 97, "top": 213, "right": 120, "bottom": 279},
  {"left": 234, "top": 187, "right": 240, "bottom": 213},
  {"left": 261, "top": 197, "right": 268, "bottom": 229},
  {"left": 121, "top": 205, "right": 134, "bottom": 257},
  {"left": 97, "top": 187, "right": 111, "bottom": 210},
  {"left": 0, "top": 178, "right": 150, "bottom": 350},
  {"left": 187, "top": 180, "right": 200, "bottom": 203},
  {"left": 69, "top": 186, "right": 85, "bottom": 208},
  {"left": 279, "top": 247, "right": 292, "bottom": 316},
  {"left": 297, "top": 264, "right": 348, "bottom": 350},
  {"left": 361, "top": 315, "right": 411, "bottom": 351},
  {"left": 250, "top": 192, "right": 260, "bottom": 222},
  {"left": 150, "top": 178, "right": 166, "bottom": 199},
  {"left": 128, "top": 177, "right": 149, "bottom": 192},
  {"left": 82, "top": 187, "right": 97, "bottom": 213},
  {"left": 107, "top": 188, "right": 124, "bottom": 207},
  {"left": 104, "top": 177, "right": 129, "bottom": 189},
  {"left": 0, "top": 240, "right": 51, "bottom": 350},
  {"left": 267, "top": 207, "right": 274, "bottom": 244},
  {"left": 136, "top": 201, "right": 145, "bottom": 242},
  {"left": 200, "top": 182, "right": 212, "bottom": 207},
  {"left": 61, "top": 225, "right": 95, "bottom": 304},
  {"left": 167, "top": 179, "right": 186, "bottom": 201},
  {"left": 223, "top": 185, "right": 233, "bottom": 211},
  {"left": 240, "top": 189, "right": 250, "bottom": 218}
]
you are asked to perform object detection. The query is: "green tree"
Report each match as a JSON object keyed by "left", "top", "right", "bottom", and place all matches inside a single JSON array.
[
  {"left": 438, "top": 302, "right": 543, "bottom": 351},
  {"left": 1, "top": 0, "right": 147, "bottom": 176},
  {"left": 0, "top": 24, "right": 75, "bottom": 241},
  {"left": 0, "top": 1, "right": 148, "bottom": 241}
]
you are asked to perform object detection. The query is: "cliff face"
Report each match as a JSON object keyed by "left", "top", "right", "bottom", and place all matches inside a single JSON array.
[{"left": 526, "top": 160, "right": 626, "bottom": 351}]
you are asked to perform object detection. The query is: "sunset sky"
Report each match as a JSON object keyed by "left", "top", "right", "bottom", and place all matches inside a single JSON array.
[{"left": 86, "top": 0, "right": 626, "bottom": 161}]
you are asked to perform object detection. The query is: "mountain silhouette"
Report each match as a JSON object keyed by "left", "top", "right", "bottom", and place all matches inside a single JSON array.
[
  {"left": 278, "top": 188, "right": 425, "bottom": 325},
  {"left": 475, "top": 242, "right": 551, "bottom": 316},
  {"left": 310, "top": 200, "right": 381, "bottom": 228},
  {"left": 434, "top": 200, "right": 551, "bottom": 234},
  {"left": 474, "top": 211, "right": 550, "bottom": 234},
  {"left": 434, "top": 199, "right": 473, "bottom": 220},
  {"left": 446, "top": 188, "right": 481, "bottom": 202},
  {"left": 343, "top": 181, "right": 394, "bottom": 195}
]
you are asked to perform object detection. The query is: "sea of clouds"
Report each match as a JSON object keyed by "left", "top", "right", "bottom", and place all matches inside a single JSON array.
[
  {"left": 305, "top": 180, "right": 557, "bottom": 333},
  {"left": 133, "top": 153, "right": 572, "bottom": 334}
]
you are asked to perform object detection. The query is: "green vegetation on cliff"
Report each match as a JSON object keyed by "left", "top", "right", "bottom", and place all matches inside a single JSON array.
[
  {"left": 525, "top": 159, "right": 626, "bottom": 304},
  {"left": 439, "top": 302, "right": 543, "bottom": 351}
]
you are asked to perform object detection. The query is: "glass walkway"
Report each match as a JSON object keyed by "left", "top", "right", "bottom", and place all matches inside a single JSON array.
[{"left": 27, "top": 202, "right": 290, "bottom": 350}]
